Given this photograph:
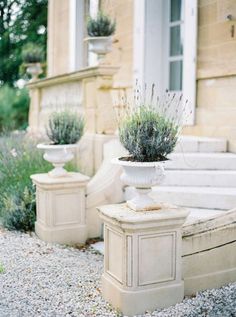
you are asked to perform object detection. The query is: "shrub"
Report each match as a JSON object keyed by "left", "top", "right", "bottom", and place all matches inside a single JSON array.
[
  {"left": 2, "top": 185, "right": 36, "bottom": 232},
  {"left": 0, "top": 134, "right": 50, "bottom": 224},
  {"left": 0, "top": 134, "right": 51, "bottom": 206},
  {"left": 0, "top": 133, "right": 78, "bottom": 231},
  {"left": 118, "top": 105, "right": 180, "bottom": 162},
  {"left": 22, "top": 43, "right": 44, "bottom": 63},
  {"left": 0, "top": 85, "right": 29, "bottom": 131},
  {"left": 87, "top": 11, "right": 116, "bottom": 37},
  {"left": 46, "top": 110, "right": 85, "bottom": 145}
]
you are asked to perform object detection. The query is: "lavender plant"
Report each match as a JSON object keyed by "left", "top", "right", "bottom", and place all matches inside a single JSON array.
[
  {"left": 46, "top": 111, "right": 84, "bottom": 145},
  {"left": 87, "top": 11, "right": 116, "bottom": 37},
  {"left": 22, "top": 43, "right": 44, "bottom": 64},
  {"left": 116, "top": 85, "right": 188, "bottom": 162}
]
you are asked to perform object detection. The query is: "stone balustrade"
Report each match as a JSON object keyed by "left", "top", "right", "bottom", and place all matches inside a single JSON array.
[{"left": 27, "top": 65, "right": 120, "bottom": 176}]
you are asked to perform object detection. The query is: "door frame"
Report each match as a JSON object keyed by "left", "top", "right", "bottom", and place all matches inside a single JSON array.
[{"left": 133, "top": 0, "right": 198, "bottom": 125}]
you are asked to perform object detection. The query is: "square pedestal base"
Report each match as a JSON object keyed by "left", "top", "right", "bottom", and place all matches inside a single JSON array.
[
  {"left": 97, "top": 203, "right": 189, "bottom": 316},
  {"left": 102, "top": 274, "right": 184, "bottom": 316},
  {"left": 35, "top": 221, "right": 87, "bottom": 245},
  {"left": 31, "top": 172, "right": 90, "bottom": 245}
]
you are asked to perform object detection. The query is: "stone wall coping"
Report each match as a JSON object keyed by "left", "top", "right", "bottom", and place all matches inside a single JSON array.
[
  {"left": 97, "top": 203, "right": 189, "bottom": 230},
  {"left": 26, "top": 65, "right": 119, "bottom": 89},
  {"left": 31, "top": 172, "right": 90, "bottom": 189},
  {"left": 182, "top": 208, "right": 236, "bottom": 237}
]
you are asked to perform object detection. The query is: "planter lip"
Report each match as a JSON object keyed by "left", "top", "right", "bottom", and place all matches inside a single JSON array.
[
  {"left": 25, "top": 62, "right": 42, "bottom": 66},
  {"left": 84, "top": 36, "right": 113, "bottom": 41},
  {"left": 37, "top": 143, "right": 78, "bottom": 150},
  {"left": 111, "top": 157, "right": 168, "bottom": 167}
]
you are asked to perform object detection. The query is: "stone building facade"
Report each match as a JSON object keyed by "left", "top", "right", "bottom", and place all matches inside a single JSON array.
[{"left": 28, "top": 0, "right": 236, "bottom": 163}]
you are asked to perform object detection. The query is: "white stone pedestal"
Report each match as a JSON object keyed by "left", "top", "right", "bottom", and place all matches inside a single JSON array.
[
  {"left": 97, "top": 203, "right": 189, "bottom": 316},
  {"left": 31, "top": 173, "right": 90, "bottom": 245}
]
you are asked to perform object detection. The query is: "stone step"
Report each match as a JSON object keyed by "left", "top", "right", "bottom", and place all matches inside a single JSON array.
[
  {"left": 162, "top": 170, "right": 236, "bottom": 187},
  {"left": 183, "top": 208, "right": 226, "bottom": 225},
  {"left": 166, "top": 152, "right": 236, "bottom": 170},
  {"left": 149, "top": 186, "right": 236, "bottom": 210},
  {"left": 174, "top": 136, "right": 227, "bottom": 153}
]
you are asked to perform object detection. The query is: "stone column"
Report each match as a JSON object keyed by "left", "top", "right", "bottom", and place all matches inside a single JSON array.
[
  {"left": 97, "top": 203, "right": 189, "bottom": 316},
  {"left": 31, "top": 172, "right": 90, "bottom": 245}
]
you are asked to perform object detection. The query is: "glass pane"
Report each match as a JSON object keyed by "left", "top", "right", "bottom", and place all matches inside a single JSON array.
[
  {"left": 170, "top": 25, "right": 183, "bottom": 56},
  {"left": 171, "top": 0, "right": 182, "bottom": 22},
  {"left": 169, "top": 61, "right": 183, "bottom": 91}
]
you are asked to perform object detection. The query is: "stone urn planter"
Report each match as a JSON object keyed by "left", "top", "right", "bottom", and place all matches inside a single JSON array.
[
  {"left": 37, "top": 144, "right": 78, "bottom": 177},
  {"left": 84, "top": 37, "right": 112, "bottom": 61},
  {"left": 26, "top": 63, "right": 43, "bottom": 80},
  {"left": 112, "top": 157, "right": 166, "bottom": 211}
]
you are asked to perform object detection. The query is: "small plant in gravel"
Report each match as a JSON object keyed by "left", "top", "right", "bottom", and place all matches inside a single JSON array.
[
  {"left": 0, "top": 262, "right": 4, "bottom": 273},
  {"left": 87, "top": 11, "right": 116, "bottom": 37},
  {"left": 46, "top": 110, "right": 84, "bottom": 145},
  {"left": 2, "top": 185, "right": 36, "bottom": 232},
  {"left": 116, "top": 85, "right": 186, "bottom": 162}
]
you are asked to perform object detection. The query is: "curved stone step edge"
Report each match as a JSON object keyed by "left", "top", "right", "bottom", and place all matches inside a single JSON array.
[{"left": 183, "top": 208, "right": 236, "bottom": 236}]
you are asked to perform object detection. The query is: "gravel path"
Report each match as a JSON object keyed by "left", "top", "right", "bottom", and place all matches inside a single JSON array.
[{"left": 0, "top": 228, "right": 235, "bottom": 317}]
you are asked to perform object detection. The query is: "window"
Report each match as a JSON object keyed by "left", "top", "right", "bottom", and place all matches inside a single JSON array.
[{"left": 168, "top": 0, "right": 184, "bottom": 92}]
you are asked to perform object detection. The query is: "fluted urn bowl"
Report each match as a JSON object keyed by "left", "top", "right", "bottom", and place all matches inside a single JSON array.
[
  {"left": 112, "top": 157, "right": 166, "bottom": 211},
  {"left": 37, "top": 144, "right": 78, "bottom": 177},
  {"left": 84, "top": 36, "right": 112, "bottom": 60}
]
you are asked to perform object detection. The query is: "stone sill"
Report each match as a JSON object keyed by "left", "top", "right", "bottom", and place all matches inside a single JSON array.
[{"left": 26, "top": 65, "right": 119, "bottom": 89}]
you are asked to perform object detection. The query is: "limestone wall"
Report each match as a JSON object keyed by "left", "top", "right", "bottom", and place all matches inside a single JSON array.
[
  {"left": 183, "top": 0, "right": 236, "bottom": 151},
  {"left": 47, "top": 0, "right": 70, "bottom": 76},
  {"left": 45, "top": 0, "right": 236, "bottom": 149},
  {"left": 100, "top": 0, "right": 134, "bottom": 90}
]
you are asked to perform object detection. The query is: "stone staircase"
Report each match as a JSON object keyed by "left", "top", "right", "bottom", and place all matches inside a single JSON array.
[
  {"left": 91, "top": 135, "right": 236, "bottom": 294},
  {"left": 150, "top": 136, "right": 236, "bottom": 222}
]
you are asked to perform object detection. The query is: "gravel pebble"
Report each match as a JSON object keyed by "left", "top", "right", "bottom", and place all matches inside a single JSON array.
[{"left": 0, "top": 229, "right": 235, "bottom": 317}]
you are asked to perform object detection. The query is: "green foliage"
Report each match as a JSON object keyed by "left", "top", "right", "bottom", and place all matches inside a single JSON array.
[
  {"left": 2, "top": 185, "right": 36, "bottom": 232},
  {"left": 22, "top": 42, "right": 44, "bottom": 64},
  {"left": 119, "top": 105, "right": 179, "bottom": 162},
  {"left": 0, "top": 263, "right": 4, "bottom": 273},
  {"left": 0, "top": 133, "right": 79, "bottom": 232},
  {"left": 0, "top": 0, "right": 48, "bottom": 86},
  {"left": 87, "top": 11, "right": 116, "bottom": 37},
  {"left": 46, "top": 111, "right": 85, "bottom": 145},
  {"left": 0, "top": 85, "right": 29, "bottom": 131},
  {"left": 0, "top": 133, "right": 51, "bottom": 231}
]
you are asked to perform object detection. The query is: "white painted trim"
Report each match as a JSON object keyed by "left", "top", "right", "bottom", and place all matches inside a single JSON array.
[
  {"left": 133, "top": 0, "right": 146, "bottom": 90},
  {"left": 133, "top": 0, "right": 198, "bottom": 125},
  {"left": 69, "top": 0, "right": 77, "bottom": 72},
  {"left": 88, "top": 0, "right": 99, "bottom": 66},
  {"left": 69, "top": 0, "right": 85, "bottom": 72},
  {"left": 183, "top": 0, "right": 198, "bottom": 125}
]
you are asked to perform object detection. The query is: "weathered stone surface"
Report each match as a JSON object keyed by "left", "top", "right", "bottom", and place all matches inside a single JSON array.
[
  {"left": 182, "top": 208, "right": 236, "bottom": 295},
  {"left": 97, "top": 203, "right": 189, "bottom": 316},
  {"left": 31, "top": 172, "right": 90, "bottom": 245}
]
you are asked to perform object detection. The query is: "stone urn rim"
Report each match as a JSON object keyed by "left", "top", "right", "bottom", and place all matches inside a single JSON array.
[
  {"left": 37, "top": 143, "right": 78, "bottom": 150},
  {"left": 111, "top": 157, "right": 168, "bottom": 167},
  {"left": 84, "top": 36, "right": 113, "bottom": 41}
]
